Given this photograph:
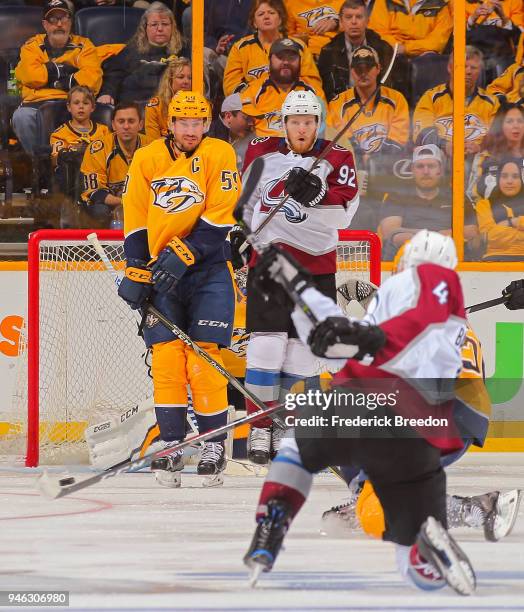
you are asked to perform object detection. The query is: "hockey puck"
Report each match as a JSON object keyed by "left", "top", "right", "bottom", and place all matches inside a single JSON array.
[{"left": 59, "top": 477, "right": 75, "bottom": 486}]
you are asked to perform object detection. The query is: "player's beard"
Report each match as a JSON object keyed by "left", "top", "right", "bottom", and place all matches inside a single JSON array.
[{"left": 288, "top": 132, "right": 316, "bottom": 154}]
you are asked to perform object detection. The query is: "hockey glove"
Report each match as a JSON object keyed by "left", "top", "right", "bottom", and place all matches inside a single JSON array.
[
  {"left": 151, "top": 237, "right": 197, "bottom": 294},
  {"left": 285, "top": 167, "right": 327, "bottom": 208},
  {"left": 254, "top": 244, "right": 313, "bottom": 299},
  {"left": 229, "top": 224, "right": 251, "bottom": 271},
  {"left": 503, "top": 279, "right": 524, "bottom": 310},
  {"left": 47, "top": 62, "right": 78, "bottom": 90},
  {"left": 308, "top": 317, "right": 386, "bottom": 359},
  {"left": 118, "top": 259, "right": 153, "bottom": 310}
]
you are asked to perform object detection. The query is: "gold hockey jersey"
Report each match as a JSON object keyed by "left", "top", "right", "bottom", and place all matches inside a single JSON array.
[
  {"left": 50, "top": 121, "right": 109, "bottom": 165},
  {"left": 80, "top": 131, "right": 149, "bottom": 206},
  {"left": 327, "top": 86, "right": 409, "bottom": 152},
  {"left": 15, "top": 34, "right": 102, "bottom": 103},
  {"left": 487, "top": 62, "right": 524, "bottom": 102},
  {"left": 285, "top": 0, "right": 344, "bottom": 55},
  {"left": 144, "top": 96, "right": 169, "bottom": 142},
  {"left": 122, "top": 136, "right": 240, "bottom": 259},
  {"left": 413, "top": 84, "right": 499, "bottom": 146},
  {"left": 223, "top": 33, "right": 322, "bottom": 96}
]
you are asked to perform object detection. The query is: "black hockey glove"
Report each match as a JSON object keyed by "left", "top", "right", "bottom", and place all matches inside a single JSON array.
[
  {"left": 151, "top": 237, "right": 198, "bottom": 295},
  {"left": 285, "top": 167, "right": 327, "bottom": 208},
  {"left": 118, "top": 259, "right": 153, "bottom": 310},
  {"left": 503, "top": 279, "right": 524, "bottom": 310},
  {"left": 47, "top": 62, "right": 78, "bottom": 90},
  {"left": 308, "top": 317, "right": 386, "bottom": 359},
  {"left": 229, "top": 224, "right": 251, "bottom": 271}
]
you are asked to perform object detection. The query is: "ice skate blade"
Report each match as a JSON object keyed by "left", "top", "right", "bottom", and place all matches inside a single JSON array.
[
  {"left": 423, "top": 517, "right": 476, "bottom": 596},
  {"left": 248, "top": 563, "right": 264, "bottom": 588},
  {"left": 154, "top": 471, "right": 181, "bottom": 488},
  {"left": 487, "top": 489, "right": 522, "bottom": 541},
  {"left": 202, "top": 473, "right": 224, "bottom": 488},
  {"left": 37, "top": 470, "right": 63, "bottom": 499}
]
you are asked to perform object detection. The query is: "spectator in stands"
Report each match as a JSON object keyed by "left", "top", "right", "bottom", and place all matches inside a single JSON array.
[
  {"left": 487, "top": 60, "right": 524, "bottom": 105},
  {"left": 465, "top": 0, "right": 523, "bottom": 81},
  {"left": 80, "top": 102, "right": 148, "bottom": 225},
  {"left": 209, "top": 93, "right": 255, "bottom": 168},
  {"left": 368, "top": 0, "right": 452, "bottom": 57},
  {"left": 413, "top": 47, "right": 499, "bottom": 159},
  {"left": 50, "top": 85, "right": 109, "bottom": 197},
  {"left": 317, "top": 0, "right": 396, "bottom": 102},
  {"left": 476, "top": 157, "right": 524, "bottom": 260},
  {"left": 467, "top": 104, "right": 524, "bottom": 201},
  {"left": 223, "top": 0, "right": 321, "bottom": 96},
  {"left": 144, "top": 57, "right": 191, "bottom": 141},
  {"left": 97, "top": 2, "right": 183, "bottom": 105},
  {"left": 12, "top": 0, "right": 102, "bottom": 155},
  {"left": 240, "top": 38, "right": 326, "bottom": 137},
  {"left": 284, "top": 0, "right": 343, "bottom": 57},
  {"left": 327, "top": 46, "right": 409, "bottom": 159},
  {"left": 202, "top": 0, "right": 252, "bottom": 97}
]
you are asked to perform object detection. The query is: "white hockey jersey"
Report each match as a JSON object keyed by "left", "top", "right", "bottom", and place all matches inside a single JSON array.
[{"left": 242, "top": 136, "right": 359, "bottom": 274}]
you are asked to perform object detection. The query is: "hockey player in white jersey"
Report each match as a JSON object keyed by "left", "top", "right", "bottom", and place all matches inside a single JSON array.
[
  {"left": 237, "top": 89, "right": 360, "bottom": 465},
  {"left": 243, "top": 231, "right": 477, "bottom": 596}
]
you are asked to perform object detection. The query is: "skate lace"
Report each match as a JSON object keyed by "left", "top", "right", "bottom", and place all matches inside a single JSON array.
[
  {"left": 201, "top": 442, "right": 223, "bottom": 463},
  {"left": 411, "top": 550, "right": 442, "bottom": 580},
  {"left": 250, "top": 427, "right": 271, "bottom": 451},
  {"left": 257, "top": 504, "right": 289, "bottom": 550}
]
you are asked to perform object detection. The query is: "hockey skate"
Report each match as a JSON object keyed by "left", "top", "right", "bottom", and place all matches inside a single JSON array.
[
  {"left": 415, "top": 516, "right": 476, "bottom": 596},
  {"left": 244, "top": 499, "right": 293, "bottom": 587},
  {"left": 197, "top": 441, "right": 226, "bottom": 487},
  {"left": 270, "top": 424, "right": 287, "bottom": 460},
  {"left": 151, "top": 449, "right": 184, "bottom": 488},
  {"left": 320, "top": 481, "right": 363, "bottom": 536},
  {"left": 247, "top": 426, "right": 271, "bottom": 465}
]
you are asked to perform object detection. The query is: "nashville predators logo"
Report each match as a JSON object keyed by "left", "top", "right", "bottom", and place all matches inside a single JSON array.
[
  {"left": 247, "top": 65, "right": 268, "bottom": 80},
  {"left": 299, "top": 6, "right": 338, "bottom": 27},
  {"left": 464, "top": 114, "right": 488, "bottom": 142},
  {"left": 352, "top": 123, "right": 388, "bottom": 153},
  {"left": 264, "top": 110, "right": 283, "bottom": 133},
  {"left": 151, "top": 177, "right": 204, "bottom": 213},
  {"left": 435, "top": 116, "right": 453, "bottom": 139},
  {"left": 260, "top": 173, "right": 307, "bottom": 224}
]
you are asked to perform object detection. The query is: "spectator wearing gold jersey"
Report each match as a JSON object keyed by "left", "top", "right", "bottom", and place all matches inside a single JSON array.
[
  {"left": 487, "top": 60, "right": 524, "bottom": 105},
  {"left": 97, "top": 2, "right": 183, "bottom": 105},
  {"left": 80, "top": 102, "right": 148, "bottom": 225},
  {"left": 327, "top": 46, "right": 409, "bottom": 159},
  {"left": 284, "top": 0, "right": 344, "bottom": 57},
  {"left": 240, "top": 38, "right": 326, "bottom": 137},
  {"left": 12, "top": 0, "right": 102, "bottom": 155},
  {"left": 223, "top": 0, "right": 321, "bottom": 97},
  {"left": 413, "top": 47, "right": 500, "bottom": 159},
  {"left": 144, "top": 57, "right": 192, "bottom": 141},
  {"left": 476, "top": 157, "right": 524, "bottom": 261}
]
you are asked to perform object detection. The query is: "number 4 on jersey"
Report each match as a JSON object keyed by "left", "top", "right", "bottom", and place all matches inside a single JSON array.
[{"left": 432, "top": 281, "right": 449, "bottom": 304}]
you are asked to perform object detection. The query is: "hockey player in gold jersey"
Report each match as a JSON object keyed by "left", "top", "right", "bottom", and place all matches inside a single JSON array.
[{"left": 119, "top": 90, "right": 240, "bottom": 487}]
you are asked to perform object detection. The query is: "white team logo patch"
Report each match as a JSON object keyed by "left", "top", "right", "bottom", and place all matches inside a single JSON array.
[
  {"left": 260, "top": 173, "right": 307, "bottom": 224},
  {"left": 151, "top": 177, "right": 204, "bottom": 213},
  {"left": 299, "top": 6, "right": 337, "bottom": 27}
]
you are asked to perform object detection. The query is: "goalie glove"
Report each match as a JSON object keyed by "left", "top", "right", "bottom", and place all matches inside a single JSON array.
[
  {"left": 308, "top": 317, "right": 386, "bottom": 360},
  {"left": 285, "top": 167, "right": 327, "bottom": 208},
  {"left": 151, "top": 237, "right": 198, "bottom": 294},
  {"left": 503, "top": 279, "right": 524, "bottom": 311},
  {"left": 118, "top": 259, "right": 153, "bottom": 310}
]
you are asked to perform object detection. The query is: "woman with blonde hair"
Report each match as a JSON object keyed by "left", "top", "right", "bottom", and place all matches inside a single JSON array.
[
  {"left": 145, "top": 57, "right": 192, "bottom": 140},
  {"left": 98, "top": 2, "right": 184, "bottom": 104},
  {"left": 223, "top": 0, "right": 321, "bottom": 96}
]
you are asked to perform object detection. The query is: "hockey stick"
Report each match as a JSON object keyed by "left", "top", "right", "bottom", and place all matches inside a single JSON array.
[
  {"left": 465, "top": 295, "right": 508, "bottom": 314},
  {"left": 37, "top": 399, "right": 288, "bottom": 499},
  {"left": 238, "top": 44, "right": 399, "bottom": 250},
  {"left": 86, "top": 233, "right": 282, "bottom": 425}
]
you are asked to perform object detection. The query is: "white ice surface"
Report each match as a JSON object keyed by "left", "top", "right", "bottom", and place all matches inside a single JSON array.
[{"left": 1, "top": 453, "right": 523, "bottom": 611}]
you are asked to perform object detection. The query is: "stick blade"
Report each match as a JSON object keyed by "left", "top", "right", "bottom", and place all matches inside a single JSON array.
[{"left": 37, "top": 470, "right": 65, "bottom": 499}]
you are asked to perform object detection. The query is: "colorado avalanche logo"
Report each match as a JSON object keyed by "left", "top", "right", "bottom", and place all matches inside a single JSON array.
[
  {"left": 151, "top": 177, "right": 204, "bottom": 213},
  {"left": 353, "top": 124, "right": 387, "bottom": 153},
  {"left": 247, "top": 65, "right": 268, "bottom": 80},
  {"left": 260, "top": 174, "right": 307, "bottom": 224},
  {"left": 299, "top": 6, "right": 338, "bottom": 27}
]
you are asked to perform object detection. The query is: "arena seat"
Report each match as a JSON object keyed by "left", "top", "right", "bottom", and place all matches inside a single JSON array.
[
  {"left": 75, "top": 7, "right": 145, "bottom": 46},
  {"left": 410, "top": 54, "right": 450, "bottom": 106},
  {"left": 0, "top": 5, "right": 42, "bottom": 53}
]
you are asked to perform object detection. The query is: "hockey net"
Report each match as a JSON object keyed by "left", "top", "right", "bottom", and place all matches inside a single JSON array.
[{"left": 3, "top": 229, "right": 380, "bottom": 467}]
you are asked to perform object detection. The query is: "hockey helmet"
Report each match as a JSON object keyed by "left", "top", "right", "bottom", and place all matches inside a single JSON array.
[
  {"left": 395, "top": 230, "right": 458, "bottom": 273},
  {"left": 281, "top": 90, "right": 322, "bottom": 143},
  {"left": 168, "top": 90, "right": 211, "bottom": 122}
]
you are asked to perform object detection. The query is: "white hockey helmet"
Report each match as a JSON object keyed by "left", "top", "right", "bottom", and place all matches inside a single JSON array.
[
  {"left": 281, "top": 90, "right": 322, "bottom": 144},
  {"left": 395, "top": 230, "right": 458, "bottom": 273}
]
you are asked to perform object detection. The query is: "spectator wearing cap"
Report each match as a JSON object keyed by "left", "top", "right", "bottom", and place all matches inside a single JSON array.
[
  {"left": 284, "top": 0, "right": 343, "bottom": 57},
  {"left": 240, "top": 38, "right": 326, "bottom": 137},
  {"left": 209, "top": 94, "right": 255, "bottom": 168},
  {"left": 144, "top": 56, "right": 191, "bottom": 141},
  {"left": 97, "top": 2, "right": 183, "bottom": 105},
  {"left": 12, "top": 0, "right": 102, "bottom": 154},
  {"left": 368, "top": 0, "right": 452, "bottom": 57},
  {"left": 317, "top": 0, "right": 397, "bottom": 102},
  {"left": 223, "top": 0, "right": 321, "bottom": 97},
  {"left": 413, "top": 47, "right": 500, "bottom": 159},
  {"left": 327, "top": 45, "right": 409, "bottom": 160},
  {"left": 475, "top": 156, "right": 524, "bottom": 261}
]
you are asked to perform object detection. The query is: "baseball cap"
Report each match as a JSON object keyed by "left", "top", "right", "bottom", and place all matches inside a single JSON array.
[
  {"left": 412, "top": 144, "right": 444, "bottom": 165},
  {"left": 351, "top": 45, "right": 379, "bottom": 68},
  {"left": 269, "top": 38, "right": 301, "bottom": 57},
  {"left": 43, "top": 0, "right": 72, "bottom": 19},
  {"left": 221, "top": 94, "right": 243, "bottom": 114}
]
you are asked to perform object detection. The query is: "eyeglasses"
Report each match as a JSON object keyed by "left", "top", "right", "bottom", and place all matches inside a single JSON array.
[
  {"left": 46, "top": 13, "right": 71, "bottom": 24},
  {"left": 147, "top": 21, "right": 171, "bottom": 29}
]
